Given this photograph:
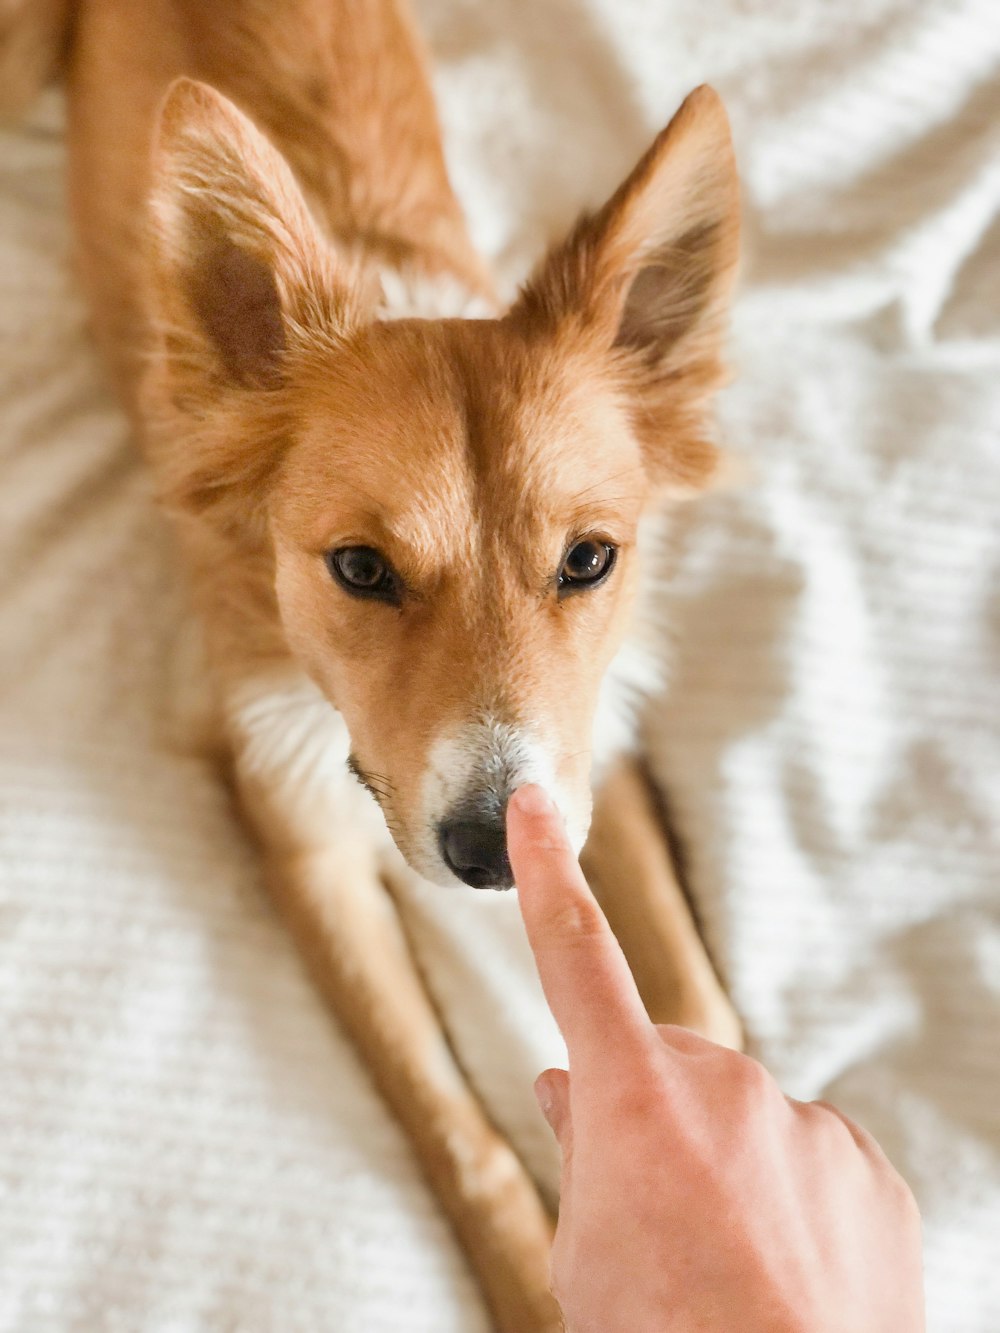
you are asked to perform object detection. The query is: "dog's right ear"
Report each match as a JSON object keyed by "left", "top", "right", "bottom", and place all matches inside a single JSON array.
[
  {"left": 509, "top": 86, "right": 739, "bottom": 496},
  {"left": 148, "top": 78, "right": 365, "bottom": 395}
]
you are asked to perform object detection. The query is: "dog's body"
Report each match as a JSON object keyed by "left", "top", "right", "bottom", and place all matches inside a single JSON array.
[{"left": 5, "top": 1, "right": 742, "bottom": 1326}]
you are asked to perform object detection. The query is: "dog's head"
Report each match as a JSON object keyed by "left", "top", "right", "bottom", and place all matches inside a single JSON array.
[{"left": 146, "top": 79, "right": 739, "bottom": 888}]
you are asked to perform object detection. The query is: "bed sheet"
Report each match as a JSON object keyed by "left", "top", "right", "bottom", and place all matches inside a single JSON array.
[{"left": 1, "top": 2, "right": 998, "bottom": 1328}]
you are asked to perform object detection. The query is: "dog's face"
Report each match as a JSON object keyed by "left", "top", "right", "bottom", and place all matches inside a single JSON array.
[
  {"left": 147, "top": 80, "right": 739, "bottom": 888},
  {"left": 271, "top": 320, "right": 644, "bottom": 882}
]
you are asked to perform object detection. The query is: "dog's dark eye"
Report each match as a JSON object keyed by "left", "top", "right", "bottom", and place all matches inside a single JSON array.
[
  {"left": 558, "top": 539, "right": 617, "bottom": 594},
  {"left": 326, "top": 546, "right": 400, "bottom": 604}
]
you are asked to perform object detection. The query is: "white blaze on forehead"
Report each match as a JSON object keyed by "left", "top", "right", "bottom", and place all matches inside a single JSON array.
[{"left": 422, "top": 718, "right": 589, "bottom": 866}]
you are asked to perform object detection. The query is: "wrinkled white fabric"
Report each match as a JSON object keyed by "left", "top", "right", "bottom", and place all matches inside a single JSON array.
[{"left": 1, "top": 2, "right": 998, "bottom": 1329}]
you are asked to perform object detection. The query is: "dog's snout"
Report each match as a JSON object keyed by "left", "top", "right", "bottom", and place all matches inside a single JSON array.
[{"left": 438, "top": 816, "right": 512, "bottom": 890}]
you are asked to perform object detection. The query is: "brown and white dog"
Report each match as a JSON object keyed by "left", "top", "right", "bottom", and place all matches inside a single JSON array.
[{"left": 3, "top": 1, "right": 743, "bottom": 1327}]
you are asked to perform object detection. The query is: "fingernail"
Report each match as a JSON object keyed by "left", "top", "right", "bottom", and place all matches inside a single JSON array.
[{"left": 512, "top": 785, "right": 555, "bottom": 818}]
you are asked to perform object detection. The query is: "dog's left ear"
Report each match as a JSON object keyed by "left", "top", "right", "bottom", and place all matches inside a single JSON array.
[
  {"left": 147, "top": 78, "right": 368, "bottom": 397},
  {"left": 144, "top": 78, "right": 375, "bottom": 526},
  {"left": 511, "top": 86, "right": 740, "bottom": 493}
]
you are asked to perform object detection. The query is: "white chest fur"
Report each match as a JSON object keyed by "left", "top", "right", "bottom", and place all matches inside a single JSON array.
[{"left": 225, "top": 668, "right": 393, "bottom": 854}]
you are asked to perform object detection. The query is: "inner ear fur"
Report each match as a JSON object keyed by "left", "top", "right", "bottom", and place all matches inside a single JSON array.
[
  {"left": 147, "top": 78, "right": 366, "bottom": 395},
  {"left": 145, "top": 79, "right": 372, "bottom": 532},
  {"left": 510, "top": 85, "right": 740, "bottom": 493}
]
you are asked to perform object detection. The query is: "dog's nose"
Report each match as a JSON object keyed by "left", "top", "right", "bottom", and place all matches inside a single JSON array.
[{"left": 439, "top": 817, "right": 512, "bottom": 890}]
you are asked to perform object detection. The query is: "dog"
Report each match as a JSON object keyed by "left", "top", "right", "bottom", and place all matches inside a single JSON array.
[{"left": 3, "top": 1, "right": 742, "bottom": 1326}]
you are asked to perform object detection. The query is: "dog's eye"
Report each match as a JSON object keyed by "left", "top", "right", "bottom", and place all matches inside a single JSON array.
[
  {"left": 326, "top": 546, "right": 400, "bottom": 605},
  {"left": 558, "top": 539, "right": 617, "bottom": 594}
]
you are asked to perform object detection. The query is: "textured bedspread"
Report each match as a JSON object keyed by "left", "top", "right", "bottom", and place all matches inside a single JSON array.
[{"left": 1, "top": 2, "right": 998, "bottom": 1329}]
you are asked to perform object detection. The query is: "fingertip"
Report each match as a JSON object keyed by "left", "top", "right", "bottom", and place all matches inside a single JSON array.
[
  {"left": 507, "top": 785, "right": 569, "bottom": 858},
  {"left": 509, "top": 784, "right": 556, "bottom": 819}
]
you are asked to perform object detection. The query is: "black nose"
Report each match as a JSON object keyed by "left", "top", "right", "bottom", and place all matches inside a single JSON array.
[{"left": 439, "top": 817, "right": 512, "bottom": 890}]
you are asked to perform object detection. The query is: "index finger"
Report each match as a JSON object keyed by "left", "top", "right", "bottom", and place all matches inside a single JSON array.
[{"left": 507, "top": 785, "right": 652, "bottom": 1071}]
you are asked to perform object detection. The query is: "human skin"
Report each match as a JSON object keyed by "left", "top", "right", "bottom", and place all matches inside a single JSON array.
[{"left": 507, "top": 784, "right": 925, "bottom": 1333}]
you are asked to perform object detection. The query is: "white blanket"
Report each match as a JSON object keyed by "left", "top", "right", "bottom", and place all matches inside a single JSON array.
[{"left": 1, "top": 2, "right": 998, "bottom": 1329}]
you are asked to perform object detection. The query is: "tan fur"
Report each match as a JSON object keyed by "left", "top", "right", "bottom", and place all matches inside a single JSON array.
[
  {"left": 581, "top": 756, "right": 743, "bottom": 1048},
  {"left": 0, "top": 0, "right": 72, "bottom": 118},
  {"left": 4, "top": 1, "right": 745, "bottom": 1325}
]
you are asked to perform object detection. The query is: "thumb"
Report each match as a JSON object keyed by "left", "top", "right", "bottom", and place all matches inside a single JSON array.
[{"left": 535, "top": 1068, "right": 572, "bottom": 1152}]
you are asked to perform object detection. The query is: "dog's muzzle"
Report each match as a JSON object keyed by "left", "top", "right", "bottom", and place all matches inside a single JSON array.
[{"left": 425, "top": 718, "right": 571, "bottom": 889}]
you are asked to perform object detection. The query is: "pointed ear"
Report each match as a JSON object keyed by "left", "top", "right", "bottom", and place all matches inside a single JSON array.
[
  {"left": 510, "top": 86, "right": 740, "bottom": 492},
  {"left": 147, "top": 78, "right": 365, "bottom": 396}
]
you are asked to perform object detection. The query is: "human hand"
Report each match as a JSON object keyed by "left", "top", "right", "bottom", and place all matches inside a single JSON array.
[{"left": 507, "top": 784, "right": 924, "bottom": 1333}]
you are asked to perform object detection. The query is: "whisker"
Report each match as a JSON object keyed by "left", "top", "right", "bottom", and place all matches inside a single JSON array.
[
  {"left": 570, "top": 464, "right": 646, "bottom": 505},
  {"left": 346, "top": 755, "right": 400, "bottom": 808}
]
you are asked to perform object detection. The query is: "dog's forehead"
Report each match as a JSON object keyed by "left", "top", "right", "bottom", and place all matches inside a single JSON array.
[{"left": 285, "top": 317, "right": 642, "bottom": 554}]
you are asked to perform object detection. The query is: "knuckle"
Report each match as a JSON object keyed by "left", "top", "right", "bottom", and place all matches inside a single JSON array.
[
  {"left": 805, "top": 1103, "right": 856, "bottom": 1160},
  {"left": 885, "top": 1163, "right": 922, "bottom": 1224},
  {"left": 902, "top": 1188, "right": 923, "bottom": 1234},
  {"left": 813, "top": 1099, "right": 879, "bottom": 1156},
  {"left": 727, "top": 1051, "right": 775, "bottom": 1103},
  {"left": 606, "top": 1063, "right": 669, "bottom": 1123}
]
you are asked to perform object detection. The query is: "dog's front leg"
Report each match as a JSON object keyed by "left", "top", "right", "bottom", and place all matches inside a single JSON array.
[
  {"left": 582, "top": 756, "right": 743, "bottom": 1049},
  {"left": 226, "top": 678, "right": 561, "bottom": 1333}
]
